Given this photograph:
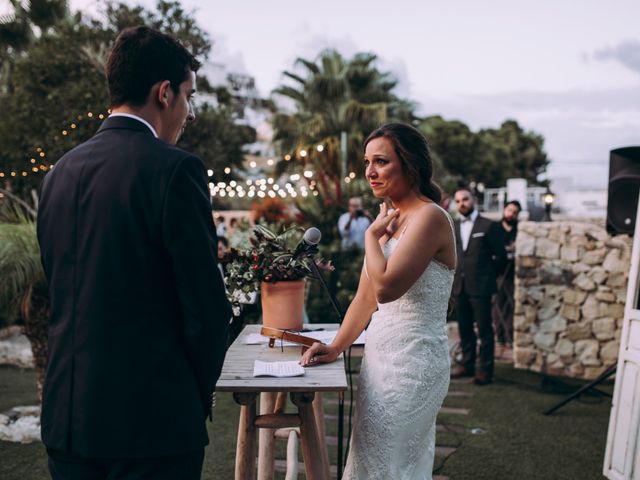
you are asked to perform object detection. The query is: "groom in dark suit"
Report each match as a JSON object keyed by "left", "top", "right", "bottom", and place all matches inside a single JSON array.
[
  {"left": 37, "top": 26, "right": 231, "bottom": 479},
  {"left": 450, "top": 187, "right": 506, "bottom": 385}
]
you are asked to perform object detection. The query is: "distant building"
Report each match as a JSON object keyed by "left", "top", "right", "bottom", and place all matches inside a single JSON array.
[{"left": 483, "top": 177, "right": 607, "bottom": 219}]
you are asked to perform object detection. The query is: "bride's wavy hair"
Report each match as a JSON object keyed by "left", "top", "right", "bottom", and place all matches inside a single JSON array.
[{"left": 363, "top": 123, "right": 442, "bottom": 204}]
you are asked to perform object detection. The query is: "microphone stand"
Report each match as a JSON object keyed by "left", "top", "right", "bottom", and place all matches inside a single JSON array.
[
  {"left": 304, "top": 249, "right": 348, "bottom": 478},
  {"left": 307, "top": 252, "right": 344, "bottom": 323}
]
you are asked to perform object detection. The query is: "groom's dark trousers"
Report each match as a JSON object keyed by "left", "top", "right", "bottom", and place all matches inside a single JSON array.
[{"left": 37, "top": 116, "right": 231, "bottom": 478}]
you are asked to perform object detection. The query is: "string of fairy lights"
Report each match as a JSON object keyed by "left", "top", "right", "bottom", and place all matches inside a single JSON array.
[
  {"left": 1, "top": 111, "right": 360, "bottom": 199},
  {"left": 0, "top": 110, "right": 111, "bottom": 179}
]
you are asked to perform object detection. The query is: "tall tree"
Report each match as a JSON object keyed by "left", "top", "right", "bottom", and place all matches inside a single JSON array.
[
  {"left": 0, "top": 0, "right": 255, "bottom": 198},
  {"left": 0, "top": 0, "right": 70, "bottom": 93},
  {"left": 272, "top": 49, "right": 414, "bottom": 206},
  {"left": 419, "top": 116, "right": 550, "bottom": 190}
]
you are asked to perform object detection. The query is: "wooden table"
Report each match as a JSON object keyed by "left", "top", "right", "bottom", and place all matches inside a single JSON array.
[{"left": 217, "top": 324, "right": 348, "bottom": 480}]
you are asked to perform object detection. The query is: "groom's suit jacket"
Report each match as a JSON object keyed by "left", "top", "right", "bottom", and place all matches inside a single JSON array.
[
  {"left": 37, "top": 116, "right": 231, "bottom": 458},
  {"left": 452, "top": 214, "right": 506, "bottom": 297}
]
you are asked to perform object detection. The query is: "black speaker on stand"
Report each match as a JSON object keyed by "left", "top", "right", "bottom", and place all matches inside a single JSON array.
[{"left": 607, "top": 146, "right": 640, "bottom": 236}]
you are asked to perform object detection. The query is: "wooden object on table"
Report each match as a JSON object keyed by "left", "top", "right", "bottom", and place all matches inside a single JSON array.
[
  {"left": 260, "top": 326, "right": 322, "bottom": 353},
  {"left": 217, "top": 324, "right": 347, "bottom": 480}
]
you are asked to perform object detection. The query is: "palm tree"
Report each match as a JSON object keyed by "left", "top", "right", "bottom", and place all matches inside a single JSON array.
[
  {"left": 272, "top": 49, "right": 415, "bottom": 206},
  {"left": 0, "top": 209, "right": 49, "bottom": 400},
  {"left": 0, "top": 0, "right": 69, "bottom": 93}
]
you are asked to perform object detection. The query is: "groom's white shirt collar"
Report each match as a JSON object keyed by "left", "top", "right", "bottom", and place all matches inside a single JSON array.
[{"left": 109, "top": 113, "right": 158, "bottom": 138}]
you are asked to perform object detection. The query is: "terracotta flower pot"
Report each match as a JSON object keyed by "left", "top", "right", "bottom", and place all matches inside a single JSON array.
[{"left": 260, "top": 279, "right": 305, "bottom": 331}]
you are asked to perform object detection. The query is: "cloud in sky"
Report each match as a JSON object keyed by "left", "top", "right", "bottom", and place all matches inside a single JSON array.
[{"left": 594, "top": 39, "right": 640, "bottom": 74}]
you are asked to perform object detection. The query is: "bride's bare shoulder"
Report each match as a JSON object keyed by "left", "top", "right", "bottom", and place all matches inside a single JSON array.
[{"left": 413, "top": 202, "right": 450, "bottom": 228}]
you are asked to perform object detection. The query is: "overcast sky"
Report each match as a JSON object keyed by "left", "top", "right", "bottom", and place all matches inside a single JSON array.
[{"left": 49, "top": 1, "right": 640, "bottom": 186}]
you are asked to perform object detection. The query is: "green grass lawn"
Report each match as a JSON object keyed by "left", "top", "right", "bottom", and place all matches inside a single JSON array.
[{"left": 0, "top": 362, "right": 612, "bottom": 479}]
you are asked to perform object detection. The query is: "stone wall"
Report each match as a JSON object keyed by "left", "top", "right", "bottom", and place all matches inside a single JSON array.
[{"left": 513, "top": 221, "right": 632, "bottom": 380}]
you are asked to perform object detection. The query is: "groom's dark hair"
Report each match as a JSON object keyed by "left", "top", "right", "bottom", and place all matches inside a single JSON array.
[{"left": 106, "top": 26, "right": 201, "bottom": 107}]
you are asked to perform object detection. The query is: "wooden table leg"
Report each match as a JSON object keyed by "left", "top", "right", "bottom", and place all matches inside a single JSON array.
[
  {"left": 258, "top": 392, "right": 277, "bottom": 480},
  {"left": 274, "top": 392, "right": 287, "bottom": 414},
  {"left": 291, "top": 392, "right": 330, "bottom": 480},
  {"left": 312, "top": 393, "right": 330, "bottom": 474},
  {"left": 234, "top": 392, "right": 258, "bottom": 480}
]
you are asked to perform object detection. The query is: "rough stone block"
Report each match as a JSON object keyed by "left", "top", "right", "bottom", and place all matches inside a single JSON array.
[
  {"left": 536, "top": 238, "right": 560, "bottom": 259},
  {"left": 613, "top": 288, "right": 627, "bottom": 303},
  {"left": 569, "top": 236, "right": 589, "bottom": 249},
  {"left": 572, "top": 263, "right": 591, "bottom": 275},
  {"left": 569, "top": 363, "right": 584, "bottom": 377},
  {"left": 548, "top": 228, "right": 564, "bottom": 242},
  {"left": 576, "top": 339, "right": 600, "bottom": 366},
  {"left": 538, "top": 305, "right": 559, "bottom": 322},
  {"left": 570, "top": 224, "right": 588, "bottom": 236},
  {"left": 589, "top": 267, "right": 608, "bottom": 285},
  {"left": 528, "top": 288, "right": 545, "bottom": 303},
  {"left": 554, "top": 338, "right": 574, "bottom": 357},
  {"left": 595, "top": 291, "right": 616, "bottom": 302},
  {"left": 600, "top": 340, "right": 620, "bottom": 364},
  {"left": 524, "top": 305, "right": 537, "bottom": 324},
  {"left": 584, "top": 366, "right": 607, "bottom": 379},
  {"left": 560, "top": 303, "right": 581, "bottom": 322},
  {"left": 563, "top": 289, "right": 587, "bottom": 305},
  {"left": 607, "top": 272, "right": 627, "bottom": 288},
  {"left": 582, "top": 249, "right": 606, "bottom": 265},
  {"left": 540, "top": 316, "right": 567, "bottom": 333},
  {"left": 517, "top": 235, "right": 536, "bottom": 256},
  {"left": 574, "top": 274, "right": 597, "bottom": 292},
  {"left": 545, "top": 286, "right": 565, "bottom": 298},
  {"left": 514, "top": 287, "right": 527, "bottom": 303},
  {"left": 566, "top": 322, "right": 592, "bottom": 341},
  {"left": 547, "top": 363, "right": 568, "bottom": 376},
  {"left": 514, "top": 332, "right": 533, "bottom": 347},
  {"left": 584, "top": 240, "right": 598, "bottom": 252},
  {"left": 514, "top": 347, "right": 536, "bottom": 365},
  {"left": 581, "top": 295, "right": 601, "bottom": 320},
  {"left": 518, "top": 256, "right": 540, "bottom": 269},
  {"left": 540, "top": 287, "right": 563, "bottom": 308},
  {"left": 533, "top": 225, "right": 550, "bottom": 238},
  {"left": 592, "top": 317, "right": 616, "bottom": 341},
  {"left": 514, "top": 302, "right": 523, "bottom": 315},
  {"left": 561, "top": 246, "right": 580, "bottom": 262},
  {"left": 513, "top": 315, "right": 528, "bottom": 331},
  {"left": 546, "top": 353, "right": 560, "bottom": 365},
  {"left": 600, "top": 302, "right": 625, "bottom": 320},
  {"left": 518, "top": 222, "right": 536, "bottom": 235},
  {"left": 603, "top": 248, "right": 630, "bottom": 273},
  {"left": 589, "top": 228, "right": 609, "bottom": 242},
  {"left": 534, "top": 331, "right": 557, "bottom": 351}
]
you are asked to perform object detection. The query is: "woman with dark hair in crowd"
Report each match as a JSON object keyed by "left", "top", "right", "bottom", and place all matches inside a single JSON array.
[{"left": 301, "top": 123, "right": 456, "bottom": 478}]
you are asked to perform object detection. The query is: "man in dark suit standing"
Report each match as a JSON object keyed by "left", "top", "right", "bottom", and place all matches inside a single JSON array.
[
  {"left": 37, "top": 26, "right": 231, "bottom": 479},
  {"left": 450, "top": 187, "right": 506, "bottom": 385}
]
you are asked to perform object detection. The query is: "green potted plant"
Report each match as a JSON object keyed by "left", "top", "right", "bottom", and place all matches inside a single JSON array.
[
  {"left": 0, "top": 211, "right": 49, "bottom": 401},
  {"left": 222, "top": 224, "right": 329, "bottom": 331}
]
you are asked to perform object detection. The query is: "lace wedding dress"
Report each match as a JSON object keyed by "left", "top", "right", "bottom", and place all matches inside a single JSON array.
[{"left": 343, "top": 206, "right": 455, "bottom": 480}]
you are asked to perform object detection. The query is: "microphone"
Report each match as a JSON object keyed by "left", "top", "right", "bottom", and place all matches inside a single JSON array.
[{"left": 292, "top": 227, "right": 322, "bottom": 260}]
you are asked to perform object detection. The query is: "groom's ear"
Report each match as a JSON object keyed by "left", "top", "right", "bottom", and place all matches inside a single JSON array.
[{"left": 157, "top": 80, "right": 173, "bottom": 109}]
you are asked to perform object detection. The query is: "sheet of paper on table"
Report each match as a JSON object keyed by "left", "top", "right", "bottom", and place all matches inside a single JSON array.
[
  {"left": 242, "top": 329, "right": 366, "bottom": 346},
  {"left": 253, "top": 360, "right": 305, "bottom": 377}
]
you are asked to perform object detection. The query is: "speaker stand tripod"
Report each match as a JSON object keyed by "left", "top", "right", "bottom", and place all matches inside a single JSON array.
[{"left": 543, "top": 363, "right": 616, "bottom": 415}]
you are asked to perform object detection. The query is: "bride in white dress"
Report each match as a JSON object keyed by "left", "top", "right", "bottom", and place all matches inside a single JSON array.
[{"left": 300, "top": 123, "right": 456, "bottom": 479}]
